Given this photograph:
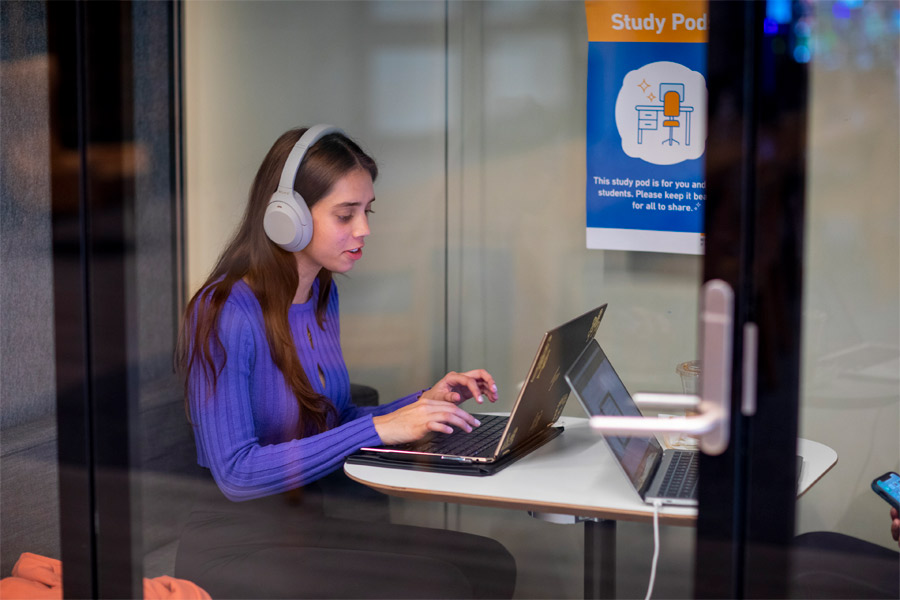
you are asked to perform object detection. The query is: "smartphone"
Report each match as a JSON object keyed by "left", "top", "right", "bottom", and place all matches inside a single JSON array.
[{"left": 871, "top": 471, "right": 900, "bottom": 510}]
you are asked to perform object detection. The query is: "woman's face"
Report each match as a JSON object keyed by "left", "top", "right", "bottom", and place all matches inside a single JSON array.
[{"left": 300, "top": 167, "right": 374, "bottom": 275}]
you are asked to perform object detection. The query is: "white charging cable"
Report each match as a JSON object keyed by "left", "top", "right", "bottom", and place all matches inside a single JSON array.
[{"left": 644, "top": 499, "right": 663, "bottom": 600}]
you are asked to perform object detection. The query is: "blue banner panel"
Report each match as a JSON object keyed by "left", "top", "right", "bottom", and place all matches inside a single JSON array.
[{"left": 586, "top": 35, "right": 708, "bottom": 253}]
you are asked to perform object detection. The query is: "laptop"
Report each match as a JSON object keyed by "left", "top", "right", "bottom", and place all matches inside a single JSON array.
[
  {"left": 564, "top": 338, "right": 699, "bottom": 506},
  {"left": 350, "top": 304, "right": 608, "bottom": 475}
]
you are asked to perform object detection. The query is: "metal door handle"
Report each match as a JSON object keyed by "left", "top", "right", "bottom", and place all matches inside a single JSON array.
[{"left": 588, "top": 279, "right": 734, "bottom": 455}]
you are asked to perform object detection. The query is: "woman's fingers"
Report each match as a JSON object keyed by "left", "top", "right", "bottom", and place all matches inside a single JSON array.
[
  {"left": 427, "top": 414, "right": 472, "bottom": 435},
  {"left": 444, "top": 372, "right": 484, "bottom": 404},
  {"left": 892, "top": 508, "right": 900, "bottom": 543},
  {"left": 443, "top": 370, "right": 499, "bottom": 403},
  {"left": 374, "top": 395, "right": 485, "bottom": 445},
  {"left": 462, "top": 369, "right": 498, "bottom": 401},
  {"left": 421, "top": 398, "right": 480, "bottom": 431},
  {"left": 423, "top": 369, "right": 499, "bottom": 405},
  {"left": 440, "top": 408, "right": 481, "bottom": 432}
]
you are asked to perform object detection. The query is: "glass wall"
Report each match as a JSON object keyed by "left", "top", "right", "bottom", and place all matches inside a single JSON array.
[
  {"left": 2, "top": 0, "right": 895, "bottom": 597},
  {"left": 184, "top": 1, "right": 453, "bottom": 398},
  {"left": 184, "top": 0, "right": 702, "bottom": 452},
  {"left": 798, "top": 0, "right": 899, "bottom": 549},
  {"left": 0, "top": 0, "right": 60, "bottom": 576},
  {"left": 132, "top": 2, "right": 200, "bottom": 581},
  {"left": 444, "top": 2, "right": 702, "bottom": 410},
  {"left": 1, "top": 2, "right": 191, "bottom": 594},
  {"left": 183, "top": 2, "right": 700, "bottom": 597},
  {"left": 183, "top": 1, "right": 899, "bottom": 595}
]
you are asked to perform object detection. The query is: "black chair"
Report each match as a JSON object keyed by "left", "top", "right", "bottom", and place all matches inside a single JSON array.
[
  {"left": 350, "top": 383, "right": 379, "bottom": 408},
  {"left": 790, "top": 531, "right": 899, "bottom": 599}
]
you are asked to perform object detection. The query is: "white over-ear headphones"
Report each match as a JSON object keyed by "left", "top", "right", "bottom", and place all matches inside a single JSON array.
[{"left": 263, "top": 124, "right": 344, "bottom": 252}]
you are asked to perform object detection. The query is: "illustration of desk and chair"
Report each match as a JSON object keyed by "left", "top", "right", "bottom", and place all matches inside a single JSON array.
[{"left": 635, "top": 83, "right": 693, "bottom": 146}]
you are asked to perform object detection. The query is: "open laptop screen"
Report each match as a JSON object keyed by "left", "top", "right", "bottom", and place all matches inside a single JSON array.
[{"left": 566, "top": 340, "right": 663, "bottom": 494}]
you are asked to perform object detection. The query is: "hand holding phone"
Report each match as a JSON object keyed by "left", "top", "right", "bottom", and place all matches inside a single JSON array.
[
  {"left": 871, "top": 471, "right": 900, "bottom": 510},
  {"left": 891, "top": 507, "right": 899, "bottom": 547}
]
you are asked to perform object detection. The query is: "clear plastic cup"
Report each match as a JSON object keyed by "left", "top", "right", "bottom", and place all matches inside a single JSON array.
[
  {"left": 667, "top": 359, "right": 702, "bottom": 449},
  {"left": 676, "top": 360, "right": 702, "bottom": 396}
]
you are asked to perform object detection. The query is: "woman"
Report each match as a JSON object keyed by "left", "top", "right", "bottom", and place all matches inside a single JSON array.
[{"left": 174, "top": 127, "right": 516, "bottom": 599}]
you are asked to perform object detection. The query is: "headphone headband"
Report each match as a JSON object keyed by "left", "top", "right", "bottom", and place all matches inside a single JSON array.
[{"left": 276, "top": 124, "right": 343, "bottom": 193}]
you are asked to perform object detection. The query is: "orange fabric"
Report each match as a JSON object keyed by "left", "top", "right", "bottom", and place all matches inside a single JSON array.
[
  {"left": 0, "top": 553, "right": 211, "bottom": 600},
  {"left": 143, "top": 575, "right": 211, "bottom": 600}
]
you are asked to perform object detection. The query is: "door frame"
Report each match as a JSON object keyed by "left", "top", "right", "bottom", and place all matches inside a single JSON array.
[
  {"left": 696, "top": 1, "right": 808, "bottom": 597},
  {"left": 48, "top": 2, "right": 183, "bottom": 597}
]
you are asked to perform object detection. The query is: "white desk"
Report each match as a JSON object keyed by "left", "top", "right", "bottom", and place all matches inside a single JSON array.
[
  {"left": 345, "top": 417, "right": 837, "bottom": 598},
  {"left": 346, "top": 417, "right": 836, "bottom": 524}
]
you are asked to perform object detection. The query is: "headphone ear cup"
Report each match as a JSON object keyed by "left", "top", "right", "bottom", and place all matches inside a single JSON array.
[
  {"left": 264, "top": 125, "right": 340, "bottom": 252},
  {"left": 264, "top": 191, "right": 313, "bottom": 252}
]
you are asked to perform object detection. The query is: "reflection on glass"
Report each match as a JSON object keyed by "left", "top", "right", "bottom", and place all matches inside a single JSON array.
[
  {"left": 0, "top": 0, "right": 61, "bottom": 583},
  {"left": 798, "top": 0, "right": 899, "bottom": 558}
]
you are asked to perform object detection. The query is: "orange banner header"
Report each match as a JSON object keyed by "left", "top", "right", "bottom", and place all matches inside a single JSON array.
[{"left": 585, "top": 1, "right": 708, "bottom": 44}]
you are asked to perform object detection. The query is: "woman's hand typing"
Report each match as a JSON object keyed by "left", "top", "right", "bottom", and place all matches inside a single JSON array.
[
  {"left": 372, "top": 369, "right": 499, "bottom": 446},
  {"left": 420, "top": 369, "right": 499, "bottom": 406},
  {"left": 372, "top": 397, "right": 482, "bottom": 445}
]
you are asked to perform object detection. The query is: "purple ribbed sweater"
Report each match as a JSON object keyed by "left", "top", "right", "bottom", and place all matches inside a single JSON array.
[{"left": 189, "top": 279, "right": 419, "bottom": 501}]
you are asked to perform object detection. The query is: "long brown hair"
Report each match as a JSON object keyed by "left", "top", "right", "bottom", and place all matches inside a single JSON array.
[{"left": 176, "top": 127, "right": 378, "bottom": 435}]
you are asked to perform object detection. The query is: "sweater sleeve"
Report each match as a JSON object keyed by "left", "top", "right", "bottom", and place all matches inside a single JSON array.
[
  {"left": 339, "top": 390, "right": 423, "bottom": 422},
  {"left": 189, "top": 301, "right": 385, "bottom": 502}
]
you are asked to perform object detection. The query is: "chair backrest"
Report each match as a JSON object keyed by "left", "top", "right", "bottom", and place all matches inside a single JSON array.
[{"left": 663, "top": 90, "right": 681, "bottom": 118}]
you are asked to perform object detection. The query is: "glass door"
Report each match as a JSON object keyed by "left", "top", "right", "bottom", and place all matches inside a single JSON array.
[
  {"left": 693, "top": 1, "right": 808, "bottom": 597},
  {"left": 695, "top": 1, "right": 899, "bottom": 598},
  {"left": 2, "top": 2, "right": 185, "bottom": 597}
]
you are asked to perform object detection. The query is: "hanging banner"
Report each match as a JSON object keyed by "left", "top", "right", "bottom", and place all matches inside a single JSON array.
[{"left": 585, "top": 1, "right": 708, "bottom": 254}]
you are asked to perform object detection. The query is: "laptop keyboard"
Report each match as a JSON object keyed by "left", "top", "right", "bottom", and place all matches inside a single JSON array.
[
  {"left": 417, "top": 414, "right": 508, "bottom": 457},
  {"left": 657, "top": 450, "right": 699, "bottom": 499}
]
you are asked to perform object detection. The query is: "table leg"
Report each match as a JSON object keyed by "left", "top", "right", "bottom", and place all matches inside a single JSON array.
[
  {"left": 685, "top": 112, "right": 692, "bottom": 146},
  {"left": 584, "top": 519, "right": 616, "bottom": 599}
]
